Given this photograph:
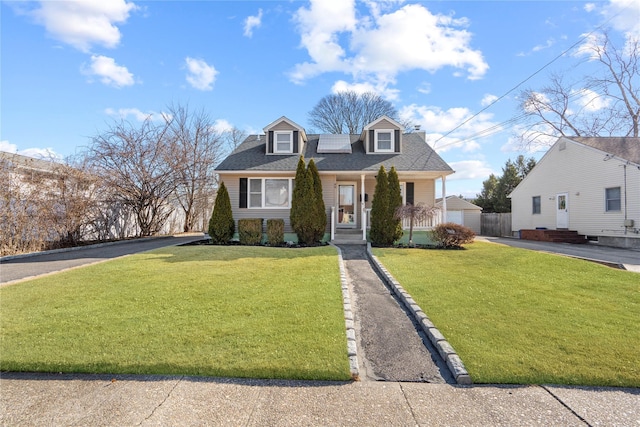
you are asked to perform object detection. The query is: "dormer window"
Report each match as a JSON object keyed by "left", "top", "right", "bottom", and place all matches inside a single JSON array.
[
  {"left": 275, "top": 131, "right": 293, "bottom": 153},
  {"left": 375, "top": 130, "right": 394, "bottom": 152}
]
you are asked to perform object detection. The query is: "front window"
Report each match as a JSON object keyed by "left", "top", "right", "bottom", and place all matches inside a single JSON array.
[
  {"left": 248, "top": 178, "right": 292, "bottom": 209},
  {"left": 605, "top": 187, "right": 621, "bottom": 212},
  {"left": 532, "top": 196, "right": 541, "bottom": 214},
  {"left": 375, "top": 130, "right": 393, "bottom": 152},
  {"left": 275, "top": 131, "right": 293, "bottom": 153}
]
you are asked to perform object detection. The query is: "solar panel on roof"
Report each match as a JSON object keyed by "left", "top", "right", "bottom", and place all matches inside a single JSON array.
[{"left": 317, "top": 134, "right": 352, "bottom": 153}]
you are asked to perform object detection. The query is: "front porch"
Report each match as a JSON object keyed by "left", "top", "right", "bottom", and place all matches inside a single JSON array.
[{"left": 330, "top": 207, "right": 443, "bottom": 245}]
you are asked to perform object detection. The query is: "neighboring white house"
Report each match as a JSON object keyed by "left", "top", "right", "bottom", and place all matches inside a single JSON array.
[
  {"left": 509, "top": 137, "right": 640, "bottom": 249},
  {"left": 436, "top": 195, "right": 482, "bottom": 234}
]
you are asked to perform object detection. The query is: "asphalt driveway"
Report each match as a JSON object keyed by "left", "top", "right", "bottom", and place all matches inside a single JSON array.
[{"left": 0, "top": 234, "right": 206, "bottom": 285}]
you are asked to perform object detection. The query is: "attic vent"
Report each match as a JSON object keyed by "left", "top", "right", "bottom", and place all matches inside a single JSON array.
[
  {"left": 317, "top": 134, "right": 352, "bottom": 153},
  {"left": 558, "top": 140, "right": 566, "bottom": 151}
]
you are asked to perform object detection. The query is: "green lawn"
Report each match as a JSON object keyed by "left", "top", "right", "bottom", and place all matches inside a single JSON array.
[
  {"left": 0, "top": 245, "right": 351, "bottom": 381},
  {"left": 373, "top": 242, "right": 640, "bottom": 387}
]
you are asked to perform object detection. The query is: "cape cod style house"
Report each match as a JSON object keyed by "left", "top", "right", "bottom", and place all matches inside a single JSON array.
[
  {"left": 509, "top": 136, "right": 640, "bottom": 249},
  {"left": 214, "top": 116, "right": 454, "bottom": 243}
]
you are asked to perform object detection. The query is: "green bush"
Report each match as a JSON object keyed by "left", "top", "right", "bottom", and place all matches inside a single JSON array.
[
  {"left": 431, "top": 223, "right": 476, "bottom": 248},
  {"left": 238, "top": 218, "right": 263, "bottom": 245},
  {"left": 266, "top": 219, "right": 285, "bottom": 246},
  {"left": 208, "top": 182, "right": 235, "bottom": 244}
]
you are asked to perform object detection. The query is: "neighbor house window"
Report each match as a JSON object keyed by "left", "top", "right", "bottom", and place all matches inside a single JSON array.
[
  {"left": 532, "top": 196, "right": 541, "bottom": 214},
  {"left": 375, "top": 130, "right": 393, "bottom": 152},
  {"left": 248, "top": 178, "right": 292, "bottom": 208},
  {"left": 274, "top": 131, "right": 293, "bottom": 153},
  {"left": 605, "top": 187, "right": 621, "bottom": 212}
]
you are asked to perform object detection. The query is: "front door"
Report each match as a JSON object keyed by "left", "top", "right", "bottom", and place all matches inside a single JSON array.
[
  {"left": 337, "top": 183, "right": 357, "bottom": 228},
  {"left": 556, "top": 192, "right": 568, "bottom": 229}
]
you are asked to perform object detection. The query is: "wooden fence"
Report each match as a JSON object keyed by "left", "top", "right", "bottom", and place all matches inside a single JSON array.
[{"left": 481, "top": 213, "right": 512, "bottom": 237}]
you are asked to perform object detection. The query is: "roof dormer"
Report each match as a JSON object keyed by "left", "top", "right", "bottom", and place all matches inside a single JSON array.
[
  {"left": 263, "top": 116, "right": 307, "bottom": 155},
  {"left": 361, "top": 116, "right": 403, "bottom": 154}
]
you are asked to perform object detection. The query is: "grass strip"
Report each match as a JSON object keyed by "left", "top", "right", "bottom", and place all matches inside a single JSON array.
[
  {"left": 1, "top": 245, "right": 351, "bottom": 381},
  {"left": 373, "top": 242, "right": 640, "bottom": 387}
]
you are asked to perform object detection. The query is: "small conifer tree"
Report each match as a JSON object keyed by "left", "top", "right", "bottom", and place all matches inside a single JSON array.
[
  {"left": 308, "top": 158, "right": 326, "bottom": 243},
  {"left": 290, "top": 156, "right": 316, "bottom": 244},
  {"left": 387, "top": 166, "right": 403, "bottom": 242},
  {"left": 369, "top": 165, "right": 390, "bottom": 245},
  {"left": 208, "top": 181, "right": 234, "bottom": 244}
]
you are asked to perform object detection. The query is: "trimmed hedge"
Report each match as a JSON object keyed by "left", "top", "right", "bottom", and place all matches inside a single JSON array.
[
  {"left": 238, "top": 218, "right": 263, "bottom": 245},
  {"left": 431, "top": 222, "right": 476, "bottom": 248},
  {"left": 266, "top": 219, "right": 285, "bottom": 246}
]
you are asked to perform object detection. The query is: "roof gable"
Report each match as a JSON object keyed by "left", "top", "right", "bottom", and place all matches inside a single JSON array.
[
  {"left": 567, "top": 137, "right": 640, "bottom": 165},
  {"left": 263, "top": 116, "right": 307, "bottom": 141}
]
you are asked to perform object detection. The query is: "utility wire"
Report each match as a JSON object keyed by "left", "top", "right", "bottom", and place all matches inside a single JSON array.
[{"left": 431, "top": 3, "right": 631, "bottom": 149}]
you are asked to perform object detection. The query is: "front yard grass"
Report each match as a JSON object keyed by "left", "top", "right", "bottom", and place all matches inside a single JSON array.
[
  {"left": 373, "top": 242, "right": 640, "bottom": 387},
  {"left": 0, "top": 245, "right": 351, "bottom": 381}
]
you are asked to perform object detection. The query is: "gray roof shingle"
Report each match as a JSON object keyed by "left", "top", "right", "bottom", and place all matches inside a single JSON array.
[
  {"left": 568, "top": 137, "right": 640, "bottom": 164},
  {"left": 216, "top": 133, "right": 453, "bottom": 173}
]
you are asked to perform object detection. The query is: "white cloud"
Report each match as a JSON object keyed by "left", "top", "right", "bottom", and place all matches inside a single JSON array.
[
  {"left": 481, "top": 94, "right": 498, "bottom": 107},
  {"left": 417, "top": 82, "right": 432, "bottom": 95},
  {"left": 213, "top": 119, "right": 234, "bottom": 133},
  {"left": 574, "top": 88, "right": 611, "bottom": 112},
  {"left": 244, "top": 9, "right": 263, "bottom": 37},
  {"left": 185, "top": 57, "right": 218, "bottom": 91},
  {"left": 602, "top": 0, "right": 640, "bottom": 39},
  {"left": 29, "top": 0, "right": 137, "bottom": 52},
  {"left": 400, "top": 104, "right": 499, "bottom": 153},
  {"left": 584, "top": 3, "right": 597, "bottom": 12},
  {"left": 501, "top": 124, "right": 558, "bottom": 153},
  {"left": 83, "top": 55, "right": 135, "bottom": 88},
  {"left": 290, "top": 1, "right": 488, "bottom": 87},
  {"left": 532, "top": 38, "right": 556, "bottom": 52},
  {"left": 105, "top": 108, "right": 168, "bottom": 122},
  {"left": 331, "top": 80, "right": 400, "bottom": 101},
  {"left": 1, "top": 140, "right": 61, "bottom": 159},
  {"left": 448, "top": 160, "right": 495, "bottom": 180}
]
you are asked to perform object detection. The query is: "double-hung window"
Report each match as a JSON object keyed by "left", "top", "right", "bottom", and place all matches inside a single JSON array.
[
  {"left": 532, "top": 196, "right": 541, "bottom": 214},
  {"left": 248, "top": 178, "right": 292, "bottom": 208},
  {"left": 274, "top": 131, "right": 293, "bottom": 153},
  {"left": 375, "top": 130, "right": 393, "bottom": 152},
  {"left": 605, "top": 187, "right": 621, "bottom": 212}
]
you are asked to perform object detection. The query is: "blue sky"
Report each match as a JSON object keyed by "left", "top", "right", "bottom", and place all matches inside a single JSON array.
[{"left": 2, "top": 0, "right": 639, "bottom": 198}]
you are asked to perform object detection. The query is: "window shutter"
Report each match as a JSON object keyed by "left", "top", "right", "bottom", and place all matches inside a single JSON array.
[
  {"left": 394, "top": 130, "right": 400, "bottom": 152},
  {"left": 293, "top": 130, "right": 299, "bottom": 153},
  {"left": 239, "top": 178, "right": 247, "bottom": 208},
  {"left": 369, "top": 130, "right": 375, "bottom": 152},
  {"left": 268, "top": 131, "right": 274, "bottom": 154},
  {"left": 406, "top": 182, "right": 414, "bottom": 205}
]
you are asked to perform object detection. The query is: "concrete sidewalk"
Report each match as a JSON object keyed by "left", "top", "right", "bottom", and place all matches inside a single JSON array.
[{"left": 1, "top": 372, "right": 638, "bottom": 426}]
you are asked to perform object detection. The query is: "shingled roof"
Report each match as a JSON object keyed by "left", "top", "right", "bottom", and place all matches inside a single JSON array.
[
  {"left": 216, "top": 132, "right": 453, "bottom": 174},
  {"left": 568, "top": 137, "right": 640, "bottom": 165}
]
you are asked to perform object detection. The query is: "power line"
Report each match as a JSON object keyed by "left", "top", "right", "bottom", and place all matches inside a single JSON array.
[{"left": 431, "top": 4, "right": 630, "bottom": 149}]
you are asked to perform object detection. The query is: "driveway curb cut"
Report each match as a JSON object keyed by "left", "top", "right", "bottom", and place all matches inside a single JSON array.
[
  {"left": 366, "top": 243, "right": 472, "bottom": 385},
  {"left": 331, "top": 244, "right": 360, "bottom": 381}
]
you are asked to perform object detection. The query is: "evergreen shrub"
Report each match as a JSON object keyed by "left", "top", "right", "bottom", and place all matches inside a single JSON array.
[
  {"left": 266, "top": 219, "right": 285, "bottom": 246},
  {"left": 431, "top": 223, "right": 476, "bottom": 248},
  {"left": 238, "top": 218, "right": 263, "bottom": 245},
  {"left": 208, "top": 182, "right": 235, "bottom": 244}
]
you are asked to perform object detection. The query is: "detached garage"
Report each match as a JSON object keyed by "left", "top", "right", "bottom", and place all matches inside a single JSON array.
[{"left": 436, "top": 196, "right": 482, "bottom": 234}]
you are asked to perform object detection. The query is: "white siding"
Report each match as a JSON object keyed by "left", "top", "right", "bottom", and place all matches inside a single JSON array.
[{"left": 510, "top": 138, "right": 640, "bottom": 238}]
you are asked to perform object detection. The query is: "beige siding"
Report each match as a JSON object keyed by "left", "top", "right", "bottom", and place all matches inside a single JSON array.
[{"left": 510, "top": 138, "right": 640, "bottom": 238}]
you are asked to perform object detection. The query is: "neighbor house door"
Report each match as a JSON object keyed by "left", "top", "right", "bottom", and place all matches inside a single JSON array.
[
  {"left": 337, "top": 183, "right": 357, "bottom": 228},
  {"left": 556, "top": 193, "right": 568, "bottom": 229}
]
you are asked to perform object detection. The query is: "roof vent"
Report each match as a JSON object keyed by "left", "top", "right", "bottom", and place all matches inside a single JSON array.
[{"left": 414, "top": 125, "right": 421, "bottom": 131}]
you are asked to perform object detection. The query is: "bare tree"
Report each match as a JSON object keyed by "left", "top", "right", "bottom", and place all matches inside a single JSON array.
[
  {"left": 88, "top": 117, "right": 179, "bottom": 237},
  {"left": 309, "top": 91, "right": 406, "bottom": 134},
  {"left": 224, "top": 126, "right": 248, "bottom": 151},
  {"left": 395, "top": 203, "right": 440, "bottom": 246},
  {"left": 516, "top": 32, "right": 640, "bottom": 148},
  {"left": 165, "top": 104, "right": 227, "bottom": 232}
]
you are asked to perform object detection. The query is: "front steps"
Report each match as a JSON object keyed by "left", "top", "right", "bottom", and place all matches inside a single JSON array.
[
  {"left": 332, "top": 229, "right": 367, "bottom": 245},
  {"left": 520, "top": 229, "right": 587, "bottom": 244}
]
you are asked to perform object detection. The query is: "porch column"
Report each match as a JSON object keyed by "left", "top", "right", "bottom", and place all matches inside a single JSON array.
[
  {"left": 361, "top": 174, "right": 366, "bottom": 240},
  {"left": 441, "top": 175, "right": 447, "bottom": 223}
]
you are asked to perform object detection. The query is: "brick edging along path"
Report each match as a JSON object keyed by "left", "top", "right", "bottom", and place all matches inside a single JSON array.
[{"left": 365, "top": 243, "right": 472, "bottom": 385}]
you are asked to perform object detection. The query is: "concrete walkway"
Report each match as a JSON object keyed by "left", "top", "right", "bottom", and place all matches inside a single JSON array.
[{"left": 339, "top": 244, "right": 452, "bottom": 383}]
